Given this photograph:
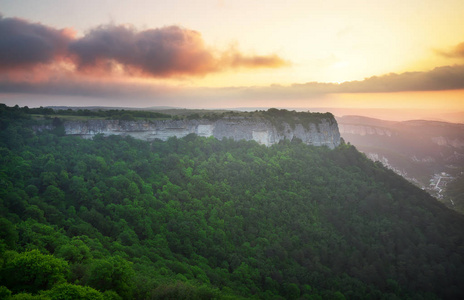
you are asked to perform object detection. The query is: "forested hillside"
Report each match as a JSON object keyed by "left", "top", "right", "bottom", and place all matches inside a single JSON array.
[{"left": 1, "top": 104, "right": 464, "bottom": 299}]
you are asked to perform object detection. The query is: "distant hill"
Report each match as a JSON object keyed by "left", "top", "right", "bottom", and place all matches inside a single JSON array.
[{"left": 337, "top": 115, "right": 464, "bottom": 212}]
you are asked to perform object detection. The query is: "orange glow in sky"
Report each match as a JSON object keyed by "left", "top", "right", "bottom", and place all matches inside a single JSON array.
[{"left": 0, "top": 0, "right": 463, "bottom": 121}]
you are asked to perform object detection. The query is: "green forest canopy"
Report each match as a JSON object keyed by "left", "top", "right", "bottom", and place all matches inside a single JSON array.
[
  {"left": 1, "top": 104, "right": 464, "bottom": 299},
  {"left": 4, "top": 104, "right": 334, "bottom": 126}
]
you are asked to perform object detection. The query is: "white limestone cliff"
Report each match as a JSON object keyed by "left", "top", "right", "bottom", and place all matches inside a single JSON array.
[{"left": 63, "top": 116, "right": 341, "bottom": 149}]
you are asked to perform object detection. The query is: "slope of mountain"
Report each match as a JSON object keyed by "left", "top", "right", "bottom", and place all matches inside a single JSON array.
[
  {"left": 337, "top": 115, "right": 464, "bottom": 212},
  {"left": 1, "top": 105, "right": 464, "bottom": 299}
]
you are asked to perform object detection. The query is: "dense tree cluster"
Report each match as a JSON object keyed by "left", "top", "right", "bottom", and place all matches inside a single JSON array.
[
  {"left": 1, "top": 104, "right": 464, "bottom": 299},
  {"left": 260, "top": 108, "right": 335, "bottom": 130},
  {"left": 190, "top": 108, "right": 335, "bottom": 131},
  {"left": 0, "top": 104, "right": 171, "bottom": 121}
]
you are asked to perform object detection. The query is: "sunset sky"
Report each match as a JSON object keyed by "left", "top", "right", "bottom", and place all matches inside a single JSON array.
[{"left": 1, "top": 0, "right": 464, "bottom": 121}]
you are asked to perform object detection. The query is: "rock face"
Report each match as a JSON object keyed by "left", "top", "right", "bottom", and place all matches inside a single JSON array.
[
  {"left": 430, "top": 136, "right": 464, "bottom": 149},
  {"left": 64, "top": 116, "right": 341, "bottom": 148},
  {"left": 338, "top": 124, "right": 393, "bottom": 137}
]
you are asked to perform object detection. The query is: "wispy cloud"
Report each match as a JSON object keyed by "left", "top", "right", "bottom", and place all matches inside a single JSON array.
[
  {"left": 337, "top": 64, "right": 464, "bottom": 92},
  {"left": 1, "top": 64, "right": 463, "bottom": 102},
  {"left": 436, "top": 41, "right": 464, "bottom": 59},
  {"left": 220, "top": 47, "right": 289, "bottom": 69},
  {"left": 274, "top": 64, "right": 464, "bottom": 95},
  {"left": 70, "top": 25, "right": 289, "bottom": 77}
]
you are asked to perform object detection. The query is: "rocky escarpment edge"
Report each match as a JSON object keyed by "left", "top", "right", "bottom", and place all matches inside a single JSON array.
[{"left": 62, "top": 116, "right": 341, "bottom": 149}]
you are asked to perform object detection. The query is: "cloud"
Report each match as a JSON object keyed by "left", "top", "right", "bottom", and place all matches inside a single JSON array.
[
  {"left": 68, "top": 25, "right": 217, "bottom": 77},
  {"left": 0, "top": 75, "right": 173, "bottom": 101},
  {"left": 69, "top": 25, "right": 288, "bottom": 77},
  {"left": 2, "top": 65, "right": 463, "bottom": 104},
  {"left": 227, "top": 64, "right": 464, "bottom": 99},
  {"left": 436, "top": 41, "right": 464, "bottom": 59},
  {"left": 338, "top": 64, "right": 464, "bottom": 92},
  {"left": 0, "top": 15, "right": 288, "bottom": 79},
  {"left": 285, "top": 65, "right": 464, "bottom": 94},
  {"left": 240, "top": 65, "right": 464, "bottom": 98},
  {"left": 0, "top": 16, "right": 73, "bottom": 70},
  {"left": 1, "top": 15, "right": 463, "bottom": 104},
  {"left": 221, "top": 48, "right": 289, "bottom": 69}
]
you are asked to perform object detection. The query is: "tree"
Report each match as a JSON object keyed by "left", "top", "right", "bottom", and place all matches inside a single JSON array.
[
  {"left": 0, "top": 250, "right": 69, "bottom": 294},
  {"left": 0, "top": 218, "right": 18, "bottom": 249},
  {"left": 85, "top": 256, "right": 135, "bottom": 298},
  {"left": 43, "top": 186, "right": 65, "bottom": 208},
  {"left": 55, "top": 238, "right": 93, "bottom": 264},
  {"left": 42, "top": 283, "right": 105, "bottom": 300}
]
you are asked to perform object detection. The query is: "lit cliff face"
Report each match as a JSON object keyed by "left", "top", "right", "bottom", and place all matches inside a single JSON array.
[{"left": 64, "top": 116, "right": 341, "bottom": 149}]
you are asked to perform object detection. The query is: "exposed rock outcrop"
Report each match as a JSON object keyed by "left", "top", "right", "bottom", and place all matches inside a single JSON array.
[
  {"left": 64, "top": 116, "right": 341, "bottom": 148},
  {"left": 430, "top": 136, "right": 464, "bottom": 149},
  {"left": 338, "top": 124, "right": 393, "bottom": 137}
]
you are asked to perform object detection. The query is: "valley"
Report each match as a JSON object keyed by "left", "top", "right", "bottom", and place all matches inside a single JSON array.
[{"left": 337, "top": 115, "right": 464, "bottom": 213}]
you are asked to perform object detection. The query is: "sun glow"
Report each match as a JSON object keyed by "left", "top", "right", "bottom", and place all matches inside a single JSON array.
[{"left": 0, "top": 0, "right": 463, "bottom": 118}]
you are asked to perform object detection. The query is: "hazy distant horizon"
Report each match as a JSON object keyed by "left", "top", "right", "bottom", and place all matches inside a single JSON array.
[{"left": 2, "top": 98, "right": 462, "bottom": 124}]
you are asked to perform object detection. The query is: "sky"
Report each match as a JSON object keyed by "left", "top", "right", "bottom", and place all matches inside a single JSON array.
[{"left": 1, "top": 0, "right": 464, "bottom": 121}]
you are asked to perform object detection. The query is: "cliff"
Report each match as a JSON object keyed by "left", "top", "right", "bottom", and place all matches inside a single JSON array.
[
  {"left": 63, "top": 114, "right": 341, "bottom": 148},
  {"left": 338, "top": 123, "right": 394, "bottom": 137}
]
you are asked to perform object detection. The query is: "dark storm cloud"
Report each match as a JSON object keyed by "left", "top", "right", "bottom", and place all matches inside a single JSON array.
[{"left": 0, "top": 16, "right": 72, "bottom": 70}]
